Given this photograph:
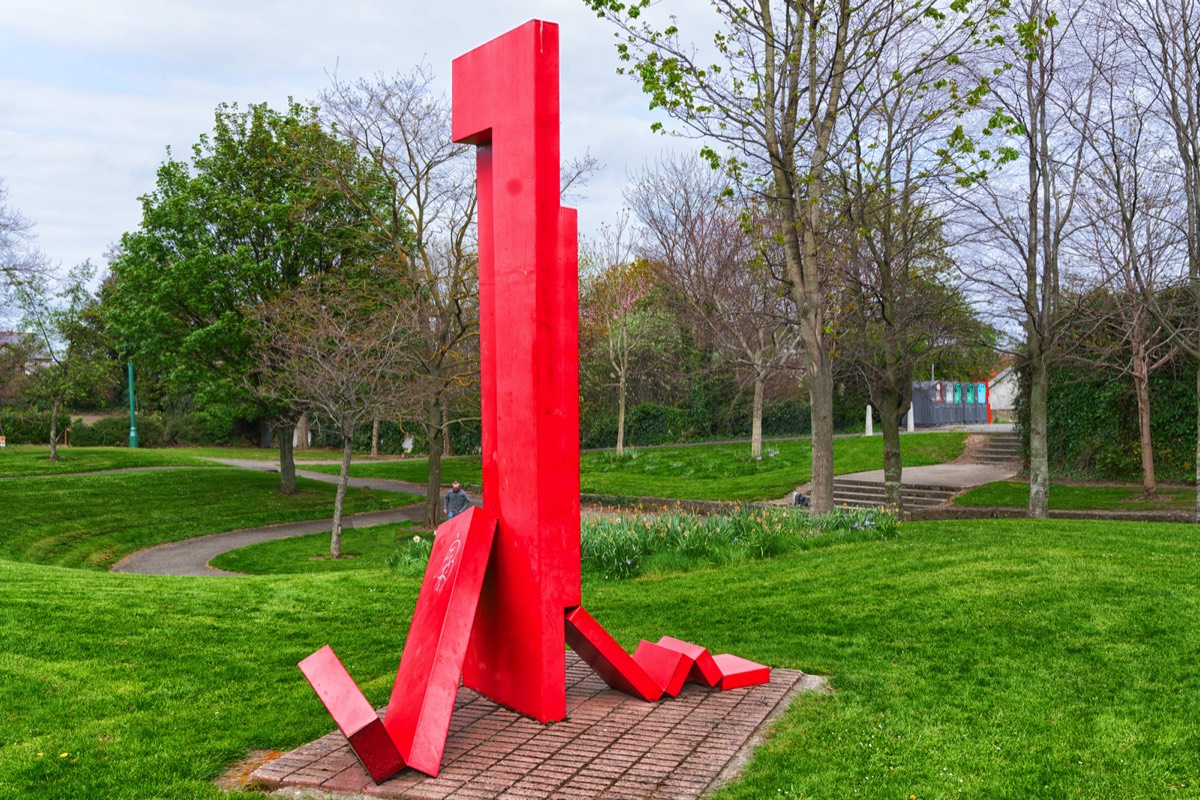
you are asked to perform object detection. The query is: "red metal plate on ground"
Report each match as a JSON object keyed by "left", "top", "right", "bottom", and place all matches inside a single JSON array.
[
  {"left": 383, "top": 507, "right": 497, "bottom": 776},
  {"left": 298, "top": 645, "right": 405, "bottom": 782},
  {"left": 656, "top": 636, "right": 723, "bottom": 688},
  {"left": 632, "top": 640, "right": 691, "bottom": 697},
  {"left": 453, "top": 19, "right": 581, "bottom": 724},
  {"left": 564, "top": 607, "right": 662, "bottom": 702},
  {"left": 713, "top": 653, "right": 771, "bottom": 690}
]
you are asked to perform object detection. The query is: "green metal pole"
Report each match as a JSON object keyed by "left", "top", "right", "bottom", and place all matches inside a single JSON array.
[{"left": 127, "top": 362, "right": 139, "bottom": 448}]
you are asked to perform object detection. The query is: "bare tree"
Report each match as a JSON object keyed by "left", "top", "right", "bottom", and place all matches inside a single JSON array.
[
  {"left": 12, "top": 262, "right": 116, "bottom": 461},
  {"left": 626, "top": 153, "right": 802, "bottom": 460},
  {"left": 1107, "top": 0, "right": 1200, "bottom": 515},
  {"left": 321, "top": 67, "right": 480, "bottom": 527},
  {"left": 1068, "top": 25, "right": 1187, "bottom": 498},
  {"left": 251, "top": 275, "right": 413, "bottom": 559},
  {"left": 830, "top": 17, "right": 999, "bottom": 510},
  {"left": 956, "top": 0, "right": 1097, "bottom": 517},
  {"left": 1, "top": 178, "right": 49, "bottom": 297}
]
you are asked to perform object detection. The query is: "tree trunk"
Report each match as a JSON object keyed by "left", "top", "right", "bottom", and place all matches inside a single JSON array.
[
  {"left": 330, "top": 436, "right": 353, "bottom": 559},
  {"left": 295, "top": 411, "right": 310, "bottom": 451},
  {"left": 277, "top": 421, "right": 297, "bottom": 496},
  {"left": 1131, "top": 353, "right": 1157, "bottom": 499},
  {"left": 48, "top": 398, "right": 61, "bottom": 462},
  {"left": 1028, "top": 356, "right": 1050, "bottom": 518},
  {"left": 879, "top": 390, "right": 904, "bottom": 512},
  {"left": 424, "top": 404, "right": 444, "bottom": 528},
  {"left": 616, "top": 372, "right": 627, "bottom": 457},
  {"left": 750, "top": 371, "right": 764, "bottom": 460},
  {"left": 443, "top": 398, "right": 453, "bottom": 456},
  {"left": 371, "top": 416, "right": 380, "bottom": 458},
  {"left": 1195, "top": 365, "right": 1200, "bottom": 523},
  {"left": 807, "top": 350, "right": 835, "bottom": 515}
]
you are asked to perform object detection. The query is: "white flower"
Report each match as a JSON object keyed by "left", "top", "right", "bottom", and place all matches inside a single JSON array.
[{"left": 412, "top": 535, "right": 422, "bottom": 543}]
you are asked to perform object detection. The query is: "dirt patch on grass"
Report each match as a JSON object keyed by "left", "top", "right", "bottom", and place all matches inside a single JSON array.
[
  {"left": 952, "top": 434, "right": 991, "bottom": 464},
  {"left": 216, "top": 749, "right": 284, "bottom": 792}
]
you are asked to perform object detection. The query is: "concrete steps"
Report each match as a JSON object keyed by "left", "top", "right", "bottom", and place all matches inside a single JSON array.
[
  {"left": 975, "top": 432, "right": 1021, "bottom": 465},
  {"left": 831, "top": 478, "right": 961, "bottom": 510},
  {"left": 829, "top": 432, "right": 1022, "bottom": 510}
]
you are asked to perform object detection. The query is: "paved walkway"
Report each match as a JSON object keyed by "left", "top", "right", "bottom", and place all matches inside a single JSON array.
[
  {"left": 837, "top": 461, "right": 1020, "bottom": 488},
  {"left": 0, "top": 465, "right": 204, "bottom": 480},
  {"left": 114, "top": 429, "right": 1021, "bottom": 578}
]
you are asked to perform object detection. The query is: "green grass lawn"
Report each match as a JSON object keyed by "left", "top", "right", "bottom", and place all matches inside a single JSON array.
[
  {"left": 956, "top": 480, "right": 1197, "bottom": 511},
  {"left": 0, "top": 445, "right": 213, "bottom": 476},
  {"left": 304, "top": 432, "right": 967, "bottom": 501},
  {"left": 0, "top": 469, "right": 420, "bottom": 569},
  {"left": 2, "top": 518, "right": 1198, "bottom": 798},
  {"left": 210, "top": 522, "right": 418, "bottom": 574}
]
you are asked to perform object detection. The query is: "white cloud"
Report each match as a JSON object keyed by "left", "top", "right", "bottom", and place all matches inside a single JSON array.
[{"left": 0, "top": 1, "right": 706, "bottom": 272}]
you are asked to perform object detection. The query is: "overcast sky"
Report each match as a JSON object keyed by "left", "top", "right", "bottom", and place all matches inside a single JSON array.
[{"left": 0, "top": 1, "right": 689, "bottom": 276}]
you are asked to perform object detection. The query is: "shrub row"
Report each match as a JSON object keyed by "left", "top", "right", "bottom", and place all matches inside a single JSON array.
[
  {"left": 385, "top": 506, "right": 897, "bottom": 582},
  {"left": 579, "top": 393, "right": 867, "bottom": 450}
]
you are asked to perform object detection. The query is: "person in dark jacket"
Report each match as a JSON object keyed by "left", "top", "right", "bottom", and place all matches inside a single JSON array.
[{"left": 443, "top": 481, "right": 471, "bottom": 520}]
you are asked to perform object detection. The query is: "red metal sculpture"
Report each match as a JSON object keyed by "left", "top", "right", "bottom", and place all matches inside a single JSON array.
[
  {"left": 297, "top": 20, "right": 768, "bottom": 784},
  {"left": 452, "top": 20, "right": 582, "bottom": 723}
]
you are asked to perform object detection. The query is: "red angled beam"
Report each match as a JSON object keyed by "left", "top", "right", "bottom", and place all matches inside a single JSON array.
[
  {"left": 564, "top": 607, "right": 663, "bottom": 702},
  {"left": 713, "top": 653, "right": 771, "bottom": 690},
  {"left": 452, "top": 19, "right": 581, "bottom": 724},
  {"left": 384, "top": 507, "right": 497, "bottom": 776},
  {"left": 298, "top": 646, "right": 405, "bottom": 783},
  {"left": 656, "top": 636, "right": 723, "bottom": 688},
  {"left": 632, "top": 640, "right": 691, "bottom": 697}
]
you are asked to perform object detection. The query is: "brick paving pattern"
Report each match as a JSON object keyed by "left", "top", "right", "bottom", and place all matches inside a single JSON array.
[{"left": 250, "top": 652, "right": 812, "bottom": 799}]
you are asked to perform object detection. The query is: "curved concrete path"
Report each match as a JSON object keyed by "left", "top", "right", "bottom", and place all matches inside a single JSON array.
[
  {"left": 111, "top": 506, "right": 426, "bottom": 577},
  {"left": 111, "top": 458, "right": 436, "bottom": 577}
]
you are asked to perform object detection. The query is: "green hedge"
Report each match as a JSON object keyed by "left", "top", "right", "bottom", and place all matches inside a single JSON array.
[
  {"left": 579, "top": 396, "right": 825, "bottom": 450},
  {"left": 69, "top": 412, "right": 240, "bottom": 448},
  {"left": 0, "top": 409, "right": 59, "bottom": 444},
  {"left": 1021, "top": 365, "right": 1197, "bottom": 482}
]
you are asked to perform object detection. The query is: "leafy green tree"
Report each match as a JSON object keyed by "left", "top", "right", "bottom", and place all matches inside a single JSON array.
[
  {"left": 107, "top": 101, "right": 377, "bottom": 492},
  {"left": 13, "top": 261, "right": 117, "bottom": 460}
]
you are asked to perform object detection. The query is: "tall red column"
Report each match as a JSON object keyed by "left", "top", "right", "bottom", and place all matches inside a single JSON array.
[{"left": 452, "top": 19, "right": 581, "bottom": 723}]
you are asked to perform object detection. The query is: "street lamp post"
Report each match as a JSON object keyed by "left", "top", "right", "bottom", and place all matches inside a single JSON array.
[{"left": 127, "top": 362, "right": 139, "bottom": 448}]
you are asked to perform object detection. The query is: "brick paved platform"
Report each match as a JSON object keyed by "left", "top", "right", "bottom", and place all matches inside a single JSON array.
[{"left": 249, "top": 652, "right": 822, "bottom": 799}]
